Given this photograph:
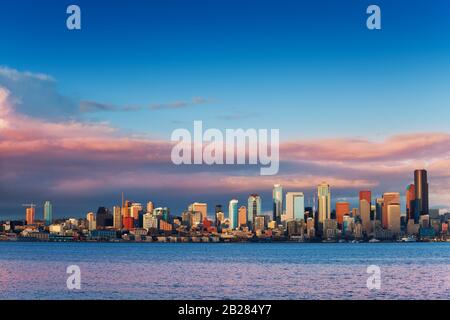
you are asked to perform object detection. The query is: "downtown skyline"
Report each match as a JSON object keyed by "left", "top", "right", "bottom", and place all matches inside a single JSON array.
[{"left": 1, "top": 1, "right": 450, "bottom": 217}]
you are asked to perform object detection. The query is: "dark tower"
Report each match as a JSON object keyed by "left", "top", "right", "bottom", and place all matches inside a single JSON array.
[{"left": 414, "top": 169, "right": 429, "bottom": 221}]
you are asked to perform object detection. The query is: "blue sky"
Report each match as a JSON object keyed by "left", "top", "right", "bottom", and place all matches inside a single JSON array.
[
  {"left": 1, "top": 0, "right": 450, "bottom": 218},
  {"left": 1, "top": 0, "right": 450, "bottom": 139}
]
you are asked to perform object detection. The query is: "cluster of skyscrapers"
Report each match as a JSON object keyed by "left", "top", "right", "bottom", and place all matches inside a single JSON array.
[{"left": 4, "top": 168, "right": 449, "bottom": 242}]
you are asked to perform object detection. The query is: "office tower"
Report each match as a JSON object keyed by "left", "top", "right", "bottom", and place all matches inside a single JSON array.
[
  {"left": 123, "top": 216, "right": 134, "bottom": 230},
  {"left": 382, "top": 192, "right": 400, "bottom": 229},
  {"left": 238, "top": 206, "right": 247, "bottom": 227},
  {"left": 96, "top": 207, "right": 113, "bottom": 228},
  {"left": 153, "top": 207, "right": 170, "bottom": 221},
  {"left": 406, "top": 184, "right": 416, "bottom": 222},
  {"left": 228, "top": 199, "right": 239, "bottom": 229},
  {"left": 146, "top": 201, "right": 154, "bottom": 213},
  {"left": 254, "top": 215, "right": 266, "bottom": 232},
  {"left": 317, "top": 182, "right": 331, "bottom": 224},
  {"left": 247, "top": 194, "right": 261, "bottom": 228},
  {"left": 335, "top": 202, "right": 350, "bottom": 225},
  {"left": 215, "top": 205, "right": 222, "bottom": 213},
  {"left": 26, "top": 207, "right": 35, "bottom": 225},
  {"left": 143, "top": 212, "right": 154, "bottom": 230},
  {"left": 359, "top": 191, "right": 371, "bottom": 235},
  {"left": 272, "top": 184, "right": 283, "bottom": 223},
  {"left": 375, "top": 198, "right": 383, "bottom": 221},
  {"left": 190, "top": 202, "right": 208, "bottom": 222},
  {"left": 286, "top": 192, "right": 305, "bottom": 221},
  {"left": 113, "top": 206, "right": 122, "bottom": 229},
  {"left": 122, "top": 200, "right": 131, "bottom": 218},
  {"left": 215, "top": 211, "right": 225, "bottom": 226},
  {"left": 43, "top": 201, "right": 52, "bottom": 226},
  {"left": 86, "top": 212, "right": 96, "bottom": 231},
  {"left": 387, "top": 204, "right": 401, "bottom": 234},
  {"left": 130, "top": 203, "right": 143, "bottom": 220},
  {"left": 414, "top": 169, "right": 429, "bottom": 220}
]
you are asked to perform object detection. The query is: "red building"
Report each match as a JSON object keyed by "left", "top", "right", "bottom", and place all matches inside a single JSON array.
[
  {"left": 123, "top": 216, "right": 134, "bottom": 230},
  {"left": 335, "top": 202, "right": 350, "bottom": 225},
  {"left": 359, "top": 190, "right": 372, "bottom": 204}
]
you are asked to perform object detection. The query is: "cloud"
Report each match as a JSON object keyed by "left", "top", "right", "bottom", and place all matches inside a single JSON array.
[
  {"left": 2, "top": 66, "right": 450, "bottom": 217},
  {"left": 149, "top": 97, "right": 211, "bottom": 110},
  {"left": 80, "top": 96, "right": 212, "bottom": 113},
  {"left": 0, "top": 66, "right": 78, "bottom": 119}
]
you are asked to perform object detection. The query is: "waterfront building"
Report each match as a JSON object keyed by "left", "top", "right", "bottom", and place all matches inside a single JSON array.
[
  {"left": 317, "top": 182, "right": 331, "bottom": 225},
  {"left": 387, "top": 204, "right": 401, "bottom": 235},
  {"left": 189, "top": 202, "right": 208, "bottom": 222},
  {"left": 254, "top": 215, "right": 266, "bottom": 232},
  {"left": 113, "top": 206, "right": 122, "bottom": 229},
  {"left": 414, "top": 169, "right": 429, "bottom": 220},
  {"left": 285, "top": 192, "right": 305, "bottom": 221},
  {"left": 146, "top": 201, "right": 154, "bottom": 213},
  {"left": 238, "top": 206, "right": 247, "bottom": 227},
  {"left": 335, "top": 202, "right": 350, "bottom": 225},
  {"left": 86, "top": 212, "right": 96, "bottom": 231},
  {"left": 406, "top": 184, "right": 416, "bottom": 222},
  {"left": 25, "top": 207, "right": 35, "bottom": 225},
  {"left": 273, "top": 184, "right": 283, "bottom": 223},
  {"left": 382, "top": 192, "right": 400, "bottom": 229},
  {"left": 43, "top": 201, "right": 52, "bottom": 226},
  {"left": 228, "top": 199, "right": 239, "bottom": 229},
  {"left": 247, "top": 194, "right": 261, "bottom": 228}
]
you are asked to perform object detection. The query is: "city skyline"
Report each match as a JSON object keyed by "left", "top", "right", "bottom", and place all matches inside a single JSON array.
[{"left": 2, "top": 1, "right": 450, "bottom": 217}]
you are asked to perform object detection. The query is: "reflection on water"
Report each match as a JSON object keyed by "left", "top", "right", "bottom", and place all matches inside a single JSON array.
[{"left": 0, "top": 242, "right": 449, "bottom": 300}]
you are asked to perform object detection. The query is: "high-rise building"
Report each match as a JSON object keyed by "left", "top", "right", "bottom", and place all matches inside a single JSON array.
[
  {"left": 272, "top": 184, "right": 283, "bottom": 223},
  {"left": 317, "top": 182, "right": 331, "bottom": 224},
  {"left": 359, "top": 191, "right": 371, "bottom": 235},
  {"left": 26, "top": 207, "right": 35, "bottom": 225},
  {"left": 86, "top": 212, "right": 96, "bottom": 231},
  {"left": 247, "top": 194, "right": 261, "bottom": 228},
  {"left": 190, "top": 202, "right": 208, "bottom": 222},
  {"left": 375, "top": 198, "right": 383, "bottom": 221},
  {"left": 387, "top": 204, "right": 401, "bottom": 234},
  {"left": 238, "top": 206, "right": 247, "bottom": 227},
  {"left": 146, "top": 201, "right": 154, "bottom": 213},
  {"left": 113, "top": 206, "right": 122, "bottom": 229},
  {"left": 406, "top": 184, "right": 416, "bottom": 222},
  {"left": 123, "top": 216, "right": 134, "bottom": 230},
  {"left": 96, "top": 207, "right": 113, "bottom": 228},
  {"left": 43, "top": 201, "right": 52, "bottom": 226},
  {"left": 285, "top": 192, "right": 305, "bottom": 221},
  {"left": 335, "top": 202, "right": 350, "bottom": 225},
  {"left": 382, "top": 192, "right": 400, "bottom": 229},
  {"left": 228, "top": 199, "right": 239, "bottom": 229},
  {"left": 414, "top": 169, "right": 429, "bottom": 220},
  {"left": 130, "top": 203, "right": 143, "bottom": 220}
]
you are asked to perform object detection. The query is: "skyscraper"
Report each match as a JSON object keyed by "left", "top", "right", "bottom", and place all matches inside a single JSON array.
[
  {"left": 238, "top": 206, "right": 247, "bottom": 227},
  {"left": 96, "top": 207, "right": 113, "bottom": 228},
  {"left": 247, "top": 194, "right": 261, "bottom": 228},
  {"left": 406, "top": 184, "right": 416, "bottom": 222},
  {"left": 359, "top": 191, "right": 371, "bottom": 235},
  {"left": 86, "top": 212, "right": 96, "bottom": 231},
  {"left": 113, "top": 206, "right": 122, "bottom": 229},
  {"left": 285, "top": 192, "right": 305, "bottom": 221},
  {"left": 43, "top": 201, "right": 52, "bottom": 226},
  {"left": 273, "top": 184, "right": 283, "bottom": 223},
  {"left": 414, "top": 169, "right": 429, "bottom": 220},
  {"left": 317, "top": 182, "right": 331, "bottom": 224},
  {"left": 228, "top": 199, "right": 239, "bottom": 229},
  {"left": 387, "top": 204, "right": 401, "bottom": 234},
  {"left": 335, "top": 202, "right": 350, "bottom": 225},
  {"left": 382, "top": 192, "right": 400, "bottom": 229},
  {"left": 190, "top": 202, "right": 208, "bottom": 222},
  {"left": 25, "top": 207, "right": 35, "bottom": 225}
]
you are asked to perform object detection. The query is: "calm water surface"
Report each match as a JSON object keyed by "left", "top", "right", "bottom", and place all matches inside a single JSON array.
[{"left": 0, "top": 242, "right": 449, "bottom": 300}]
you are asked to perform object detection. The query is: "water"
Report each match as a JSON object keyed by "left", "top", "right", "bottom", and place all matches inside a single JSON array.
[{"left": 0, "top": 242, "right": 449, "bottom": 300}]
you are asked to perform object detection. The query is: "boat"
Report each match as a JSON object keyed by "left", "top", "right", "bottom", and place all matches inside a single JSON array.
[
  {"left": 369, "top": 238, "right": 380, "bottom": 243},
  {"left": 401, "top": 236, "right": 417, "bottom": 242}
]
